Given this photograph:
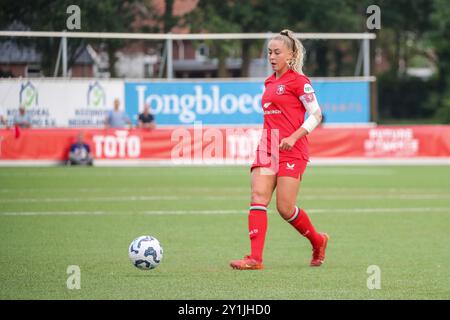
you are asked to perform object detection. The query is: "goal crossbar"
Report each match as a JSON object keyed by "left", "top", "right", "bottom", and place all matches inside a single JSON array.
[
  {"left": 0, "top": 31, "right": 375, "bottom": 78},
  {"left": 0, "top": 31, "right": 376, "bottom": 40}
]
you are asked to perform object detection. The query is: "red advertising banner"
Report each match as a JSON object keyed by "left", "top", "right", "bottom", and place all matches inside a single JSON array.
[
  {"left": 309, "top": 126, "right": 450, "bottom": 158},
  {"left": 1, "top": 125, "right": 450, "bottom": 162}
]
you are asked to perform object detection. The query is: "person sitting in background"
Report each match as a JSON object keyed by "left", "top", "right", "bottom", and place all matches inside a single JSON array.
[
  {"left": 13, "top": 105, "right": 32, "bottom": 128},
  {"left": 0, "top": 114, "right": 7, "bottom": 127},
  {"left": 105, "top": 98, "right": 131, "bottom": 128},
  {"left": 137, "top": 103, "right": 156, "bottom": 129},
  {"left": 68, "top": 132, "right": 93, "bottom": 166}
]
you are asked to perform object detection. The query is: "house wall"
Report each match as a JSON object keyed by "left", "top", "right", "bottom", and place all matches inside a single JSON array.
[
  {"left": 173, "top": 41, "right": 197, "bottom": 60},
  {"left": 70, "top": 65, "right": 94, "bottom": 78},
  {"left": 0, "top": 64, "right": 27, "bottom": 77}
]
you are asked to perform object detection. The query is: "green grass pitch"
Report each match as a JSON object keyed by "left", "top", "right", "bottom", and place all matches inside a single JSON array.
[{"left": 0, "top": 165, "right": 449, "bottom": 299}]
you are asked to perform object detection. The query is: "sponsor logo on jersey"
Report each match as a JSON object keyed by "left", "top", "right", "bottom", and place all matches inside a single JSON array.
[
  {"left": 304, "top": 83, "right": 314, "bottom": 94},
  {"left": 264, "top": 110, "right": 282, "bottom": 115},
  {"left": 263, "top": 102, "right": 271, "bottom": 109},
  {"left": 276, "top": 85, "right": 285, "bottom": 95}
]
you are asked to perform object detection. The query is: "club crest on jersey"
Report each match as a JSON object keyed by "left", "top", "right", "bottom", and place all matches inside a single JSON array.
[{"left": 276, "top": 85, "right": 285, "bottom": 95}]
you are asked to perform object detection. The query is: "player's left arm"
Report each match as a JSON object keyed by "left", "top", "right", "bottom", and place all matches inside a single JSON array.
[
  {"left": 279, "top": 91, "right": 323, "bottom": 151},
  {"left": 299, "top": 92, "right": 323, "bottom": 134}
]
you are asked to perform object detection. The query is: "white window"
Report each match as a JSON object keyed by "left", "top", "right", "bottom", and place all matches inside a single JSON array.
[{"left": 195, "top": 43, "right": 209, "bottom": 61}]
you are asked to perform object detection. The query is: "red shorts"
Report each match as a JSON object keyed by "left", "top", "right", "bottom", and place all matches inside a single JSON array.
[{"left": 251, "top": 153, "right": 308, "bottom": 180}]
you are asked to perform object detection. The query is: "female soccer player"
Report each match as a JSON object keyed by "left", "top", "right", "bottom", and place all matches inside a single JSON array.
[{"left": 230, "top": 29, "right": 329, "bottom": 270}]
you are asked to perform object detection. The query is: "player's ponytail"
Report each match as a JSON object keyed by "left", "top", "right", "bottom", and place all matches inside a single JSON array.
[{"left": 274, "top": 29, "right": 306, "bottom": 75}]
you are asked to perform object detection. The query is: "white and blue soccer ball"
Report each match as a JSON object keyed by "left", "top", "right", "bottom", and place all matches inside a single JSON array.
[{"left": 128, "top": 235, "right": 163, "bottom": 270}]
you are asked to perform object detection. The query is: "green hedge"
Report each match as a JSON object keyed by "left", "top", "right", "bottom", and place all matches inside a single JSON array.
[{"left": 377, "top": 72, "right": 438, "bottom": 120}]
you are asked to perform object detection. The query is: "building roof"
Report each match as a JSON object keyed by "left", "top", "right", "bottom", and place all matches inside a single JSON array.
[
  {"left": 0, "top": 41, "right": 41, "bottom": 64},
  {"left": 0, "top": 41, "right": 94, "bottom": 65},
  {"left": 72, "top": 46, "right": 95, "bottom": 65}
]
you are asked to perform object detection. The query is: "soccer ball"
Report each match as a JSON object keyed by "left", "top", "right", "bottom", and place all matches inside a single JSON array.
[{"left": 128, "top": 235, "right": 163, "bottom": 270}]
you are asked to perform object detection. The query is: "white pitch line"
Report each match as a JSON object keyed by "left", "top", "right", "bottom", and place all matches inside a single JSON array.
[
  {"left": 0, "top": 193, "right": 448, "bottom": 204},
  {"left": 311, "top": 207, "right": 450, "bottom": 214},
  {"left": 141, "top": 210, "right": 243, "bottom": 215},
  {"left": 1, "top": 207, "right": 449, "bottom": 216},
  {"left": 0, "top": 211, "right": 108, "bottom": 216},
  {"left": 144, "top": 208, "right": 450, "bottom": 214},
  {"left": 303, "top": 195, "right": 449, "bottom": 200},
  {"left": 0, "top": 187, "right": 250, "bottom": 193},
  {"left": 0, "top": 187, "right": 448, "bottom": 194},
  {"left": 0, "top": 195, "right": 246, "bottom": 203}
]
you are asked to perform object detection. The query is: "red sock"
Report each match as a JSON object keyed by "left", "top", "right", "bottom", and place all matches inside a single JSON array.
[
  {"left": 286, "top": 207, "right": 323, "bottom": 248},
  {"left": 248, "top": 203, "right": 267, "bottom": 262}
]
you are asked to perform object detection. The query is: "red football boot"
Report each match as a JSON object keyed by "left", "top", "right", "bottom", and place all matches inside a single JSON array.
[
  {"left": 230, "top": 255, "right": 264, "bottom": 270},
  {"left": 310, "top": 233, "right": 330, "bottom": 267}
]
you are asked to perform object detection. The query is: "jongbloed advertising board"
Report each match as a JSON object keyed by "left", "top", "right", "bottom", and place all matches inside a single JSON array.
[
  {"left": 124, "top": 80, "right": 370, "bottom": 125},
  {"left": 0, "top": 78, "right": 370, "bottom": 127}
]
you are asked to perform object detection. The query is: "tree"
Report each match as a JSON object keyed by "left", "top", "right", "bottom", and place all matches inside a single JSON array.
[
  {"left": 186, "top": 0, "right": 367, "bottom": 77},
  {"left": 185, "top": 1, "right": 241, "bottom": 77},
  {"left": 369, "top": 0, "right": 434, "bottom": 76},
  {"left": 427, "top": 0, "right": 450, "bottom": 122},
  {"left": 0, "top": 0, "right": 150, "bottom": 76}
]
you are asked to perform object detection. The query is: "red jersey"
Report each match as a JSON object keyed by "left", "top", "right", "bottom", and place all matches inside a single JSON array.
[{"left": 258, "top": 69, "right": 313, "bottom": 161}]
